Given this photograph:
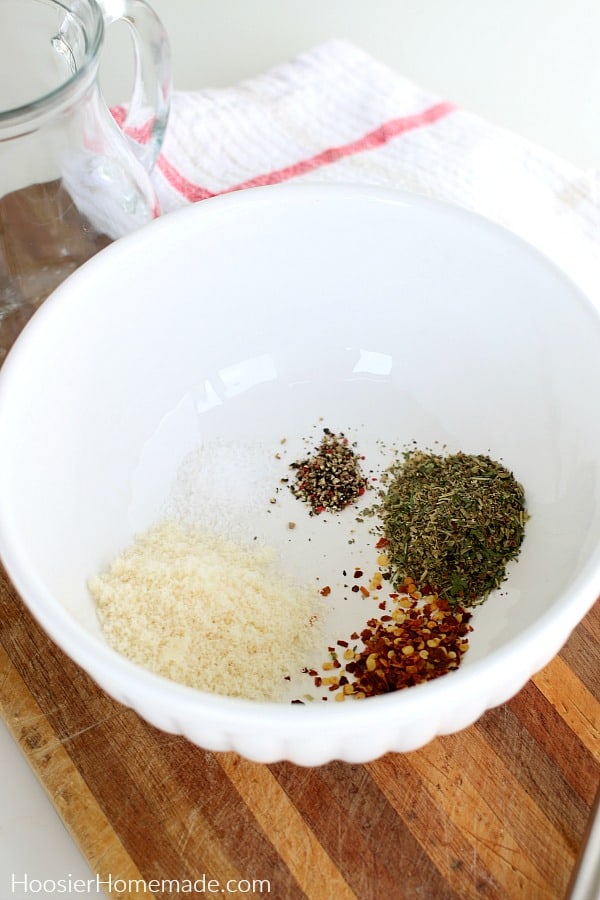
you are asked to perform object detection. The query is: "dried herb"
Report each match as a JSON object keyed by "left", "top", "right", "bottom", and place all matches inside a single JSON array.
[
  {"left": 289, "top": 428, "right": 367, "bottom": 514},
  {"left": 376, "top": 450, "right": 527, "bottom": 606}
]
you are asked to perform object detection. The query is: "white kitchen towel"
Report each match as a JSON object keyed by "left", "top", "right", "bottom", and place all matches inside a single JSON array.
[{"left": 146, "top": 39, "right": 600, "bottom": 307}]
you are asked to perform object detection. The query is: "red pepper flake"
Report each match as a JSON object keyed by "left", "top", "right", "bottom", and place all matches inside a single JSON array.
[
  {"left": 345, "top": 594, "right": 472, "bottom": 695},
  {"left": 353, "top": 569, "right": 363, "bottom": 578},
  {"left": 309, "top": 589, "right": 472, "bottom": 699},
  {"left": 375, "top": 537, "right": 389, "bottom": 549},
  {"left": 320, "top": 585, "right": 332, "bottom": 596}
]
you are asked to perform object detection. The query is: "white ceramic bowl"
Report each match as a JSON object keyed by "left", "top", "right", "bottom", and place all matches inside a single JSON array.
[{"left": 1, "top": 183, "right": 599, "bottom": 765}]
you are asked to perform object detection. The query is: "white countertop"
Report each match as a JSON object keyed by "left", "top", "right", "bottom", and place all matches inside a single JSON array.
[{"left": 1, "top": 0, "right": 599, "bottom": 895}]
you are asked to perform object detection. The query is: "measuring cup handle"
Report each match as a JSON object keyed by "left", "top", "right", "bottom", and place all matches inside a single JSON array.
[{"left": 99, "top": 0, "right": 171, "bottom": 172}]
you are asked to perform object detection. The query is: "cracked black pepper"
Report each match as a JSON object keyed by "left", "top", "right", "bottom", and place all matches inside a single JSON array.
[{"left": 289, "top": 428, "right": 367, "bottom": 515}]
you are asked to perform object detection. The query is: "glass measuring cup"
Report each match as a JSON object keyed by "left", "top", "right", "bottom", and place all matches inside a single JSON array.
[{"left": 0, "top": 0, "right": 171, "bottom": 362}]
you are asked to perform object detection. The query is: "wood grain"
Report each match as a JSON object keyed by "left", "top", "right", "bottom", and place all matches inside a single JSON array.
[
  {"left": 1, "top": 565, "right": 598, "bottom": 900},
  {"left": 0, "top": 643, "right": 154, "bottom": 899}
]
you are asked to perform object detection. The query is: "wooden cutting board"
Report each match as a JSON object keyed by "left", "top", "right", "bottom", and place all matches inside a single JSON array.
[{"left": 1, "top": 564, "right": 598, "bottom": 900}]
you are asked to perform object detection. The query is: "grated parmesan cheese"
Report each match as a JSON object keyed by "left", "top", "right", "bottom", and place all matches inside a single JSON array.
[{"left": 88, "top": 521, "right": 322, "bottom": 701}]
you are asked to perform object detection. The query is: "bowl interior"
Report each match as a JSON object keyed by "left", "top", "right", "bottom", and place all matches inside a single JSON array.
[{"left": 2, "top": 183, "right": 600, "bottom": 704}]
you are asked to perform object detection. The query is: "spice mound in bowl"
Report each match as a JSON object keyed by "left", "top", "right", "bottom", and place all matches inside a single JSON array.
[
  {"left": 88, "top": 521, "right": 324, "bottom": 702},
  {"left": 377, "top": 450, "right": 528, "bottom": 606},
  {"left": 1, "top": 182, "right": 599, "bottom": 765},
  {"left": 289, "top": 427, "right": 368, "bottom": 514}
]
